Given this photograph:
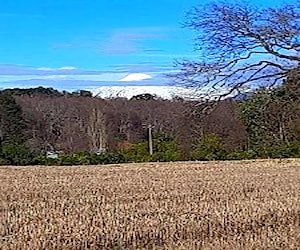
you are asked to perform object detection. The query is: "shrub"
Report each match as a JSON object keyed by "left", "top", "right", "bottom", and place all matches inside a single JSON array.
[
  {"left": 1, "top": 140, "right": 35, "bottom": 165},
  {"left": 59, "top": 154, "right": 82, "bottom": 166},
  {"left": 267, "top": 142, "right": 300, "bottom": 159},
  {"left": 33, "top": 156, "right": 60, "bottom": 166},
  {"left": 94, "top": 152, "right": 126, "bottom": 165},
  {"left": 0, "top": 158, "right": 9, "bottom": 165},
  {"left": 121, "top": 133, "right": 182, "bottom": 163},
  {"left": 34, "top": 152, "right": 126, "bottom": 166},
  {"left": 192, "top": 134, "right": 227, "bottom": 161},
  {"left": 151, "top": 133, "right": 182, "bottom": 162},
  {"left": 226, "top": 150, "right": 257, "bottom": 160},
  {"left": 121, "top": 142, "right": 151, "bottom": 163}
]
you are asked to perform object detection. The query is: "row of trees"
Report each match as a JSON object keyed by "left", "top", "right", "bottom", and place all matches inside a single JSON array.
[{"left": 0, "top": 76, "right": 300, "bottom": 166}]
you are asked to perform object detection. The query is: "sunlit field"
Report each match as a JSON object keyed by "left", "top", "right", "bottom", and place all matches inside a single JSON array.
[{"left": 1, "top": 160, "right": 300, "bottom": 249}]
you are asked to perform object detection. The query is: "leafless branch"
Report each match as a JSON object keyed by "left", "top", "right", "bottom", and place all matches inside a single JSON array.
[{"left": 169, "top": 1, "right": 300, "bottom": 100}]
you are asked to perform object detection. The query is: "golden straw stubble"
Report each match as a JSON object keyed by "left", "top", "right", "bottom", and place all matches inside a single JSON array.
[{"left": 0, "top": 159, "right": 299, "bottom": 249}]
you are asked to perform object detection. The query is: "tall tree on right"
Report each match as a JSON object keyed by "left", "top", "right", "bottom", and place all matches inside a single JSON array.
[
  {"left": 170, "top": 1, "right": 300, "bottom": 100},
  {"left": 238, "top": 74, "right": 300, "bottom": 156}
]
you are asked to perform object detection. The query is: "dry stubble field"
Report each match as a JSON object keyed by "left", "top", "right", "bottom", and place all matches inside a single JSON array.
[{"left": 0, "top": 160, "right": 300, "bottom": 249}]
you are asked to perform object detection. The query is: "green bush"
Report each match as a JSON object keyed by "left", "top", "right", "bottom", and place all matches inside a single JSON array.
[
  {"left": 226, "top": 150, "right": 257, "bottom": 160},
  {"left": 267, "top": 142, "right": 300, "bottom": 159},
  {"left": 121, "top": 142, "right": 151, "bottom": 163},
  {"left": 192, "top": 134, "right": 228, "bottom": 161},
  {"left": 1, "top": 140, "right": 35, "bottom": 165},
  {"left": 0, "top": 158, "right": 9, "bottom": 165},
  {"left": 121, "top": 133, "right": 182, "bottom": 163},
  {"left": 225, "top": 142, "right": 300, "bottom": 160},
  {"left": 34, "top": 152, "right": 126, "bottom": 166},
  {"left": 33, "top": 156, "right": 60, "bottom": 166},
  {"left": 59, "top": 154, "right": 81, "bottom": 166},
  {"left": 94, "top": 152, "right": 126, "bottom": 165},
  {"left": 151, "top": 133, "right": 182, "bottom": 162}
]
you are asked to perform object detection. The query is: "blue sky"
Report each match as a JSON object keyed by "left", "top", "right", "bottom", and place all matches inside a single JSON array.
[{"left": 0, "top": 0, "right": 283, "bottom": 92}]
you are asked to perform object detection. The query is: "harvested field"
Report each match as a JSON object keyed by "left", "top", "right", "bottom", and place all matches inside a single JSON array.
[{"left": 0, "top": 160, "right": 300, "bottom": 249}]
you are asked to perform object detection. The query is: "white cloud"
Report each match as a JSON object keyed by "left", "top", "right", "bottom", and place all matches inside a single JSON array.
[
  {"left": 0, "top": 74, "right": 127, "bottom": 82},
  {"left": 119, "top": 73, "right": 152, "bottom": 82},
  {"left": 42, "top": 75, "right": 67, "bottom": 80},
  {"left": 37, "top": 67, "right": 54, "bottom": 71},
  {"left": 100, "top": 27, "right": 168, "bottom": 55},
  {"left": 0, "top": 64, "right": 175, "bottom": 92},
  {"left": 59, "top": 66, "right": 77, "bottom": 70},
  {"left": 37, "top": 66, "right": 77, "bottom": 71}
]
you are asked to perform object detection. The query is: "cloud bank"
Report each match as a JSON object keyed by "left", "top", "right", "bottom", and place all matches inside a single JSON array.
[{"left": 0, "top": 64, "right": 171, "bottom": 93}]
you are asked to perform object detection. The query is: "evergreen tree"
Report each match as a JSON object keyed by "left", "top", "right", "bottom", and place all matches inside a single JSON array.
[
  {"left": 0, "top": 91, "right": 24, "bottom": 142},
  {"left": 0, "top": 91, "right": 34, "bottom": 165}
]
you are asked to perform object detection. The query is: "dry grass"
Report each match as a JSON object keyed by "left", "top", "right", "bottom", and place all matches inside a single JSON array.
[{"left": 0, "top": 159, "right": 300, "bottom": 249}]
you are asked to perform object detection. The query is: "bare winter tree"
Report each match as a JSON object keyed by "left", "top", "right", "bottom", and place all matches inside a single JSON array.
[
  {"left": 88, "top": 106, "right": 108, "bottom": 153},
  {"left": 170, "top": 1, "right": 300, "bottom": 100}
]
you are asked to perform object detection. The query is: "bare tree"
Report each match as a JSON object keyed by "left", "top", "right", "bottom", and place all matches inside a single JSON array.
[
  {"left": 201, "top": 101, "right": 247, "bottom": 151},
  {"left": 170, "top": 1, "right": 300, "bottom": 100},
  {"left": 88, "top": 106, "right": 108, "bottom": 153}
]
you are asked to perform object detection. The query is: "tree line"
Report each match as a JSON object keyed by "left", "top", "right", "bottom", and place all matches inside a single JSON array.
[{"left": 0, "top": 76, "right": 299, "bottom": 166}]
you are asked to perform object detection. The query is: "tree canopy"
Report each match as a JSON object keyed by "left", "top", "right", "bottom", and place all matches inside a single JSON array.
[{"left": 170, "top": 1, "right": 300, "bottom": 100}]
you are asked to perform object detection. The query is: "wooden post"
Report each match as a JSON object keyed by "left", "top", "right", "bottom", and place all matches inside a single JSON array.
[{"left": 148, "top": 125, "right": 153, "bottom": 155}]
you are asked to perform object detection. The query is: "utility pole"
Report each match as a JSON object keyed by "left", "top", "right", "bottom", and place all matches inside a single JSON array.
[{"left": 148, "top": 125, "right": 153, "bottom": 156}]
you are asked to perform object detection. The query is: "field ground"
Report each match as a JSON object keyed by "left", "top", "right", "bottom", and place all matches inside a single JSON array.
[{"left": 0, "top": 159, "right": 300, "bottom": 249}]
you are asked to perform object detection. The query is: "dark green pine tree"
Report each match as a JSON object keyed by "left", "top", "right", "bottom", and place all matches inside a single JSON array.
[
  {"left": 0, "top": 91, "right": 24, "bottom": 142},
  {"left": 0, "top": 91, "right": 34, "bottom": 165}
]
